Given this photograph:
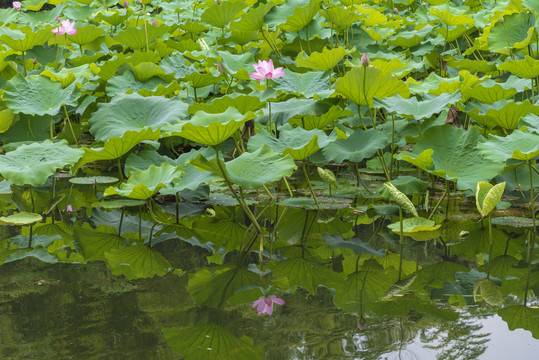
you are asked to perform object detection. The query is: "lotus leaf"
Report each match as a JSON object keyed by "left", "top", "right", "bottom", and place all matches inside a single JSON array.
[
  {"left": 92, "top": 9, "right": 129, "bottom": 26},
  {"left": 5, "top": 75, "right": 79, "bottom": 116},
  {"left": 163, "top": 324, "right": 262, "bottom": 360},
  {"left": 384, "top": 182, "right": 418, "bottom": 217},
  {"left": 290, "top": 106, "right": 352, "bottom": 130},
  {"left": 106, "top": 71, "right": 168, "bottom": 97},
  {"left": 0, "top": 140, "right": 83, "bottom": 186},
  {"left": 280, "top": 0, "right": 322, "bottom": 33},
  {"left": 498, "top": 56, "right": 539, "bottom": 79},
  {"left": 296, "top": 47, "right": 348, "bottom": 71},
  {"left": 378, "top": 176, "right": 430, "bottom": 199},
  {"left": 273, "top": 70, "right": 331, "bottom": 99},
  {"left": 65, "top": 24, "right": 105, "bottom": 46},
  {"left": 248, "top": 124, "right": 336, "bottom": 160},
  {"left": 159, "top": 53, "right": 196, "bottom": 80},
  {"left": 200, "top": 0, "right": 246, "bottom": 28},
  {"left": 335, "top": 66, "right": 410, "bottom": 106},
  {"left": 499, "top": 305, "right": 539, "bottom": 339},
  {"left": 473, "top": 278, "right": 503, "bottom": 306},
  {"left": 374, "top": 92, "right": 461, "bottom": 120},
  {"left": 167, "top": 107, "right": 254, "bottom": 146},
  {"left": 0, "top": 212, "right": 42, "bottom": 226},
  {"left": 320, "top": 7, "right": 358, "bottom": 31},
  {"left": 322, "top": 128, "right": 387, "bottom": 164},
  {"left": 191, "top": 144, "right": 296, "bottom": 189},
  {"left": 114, "top": 25, "right": 171, "bottom": 50},
  {"left": 69, "top": 176, "right": 118, "bottom": 185},
  {"left": 232, "top": 2, "right": 274, "bottom": 31},
  {"left": 0, "top": 26, "right": 52, "bottom": 52},
  {"left": 475, "top": 181, "right": 506, "bottom": 218},
  {"left": 104, "top": 163, "right": 184, "bottom": 200},
  {"left": 88, "top": 93, "right": 188, "bottom": 141},
  {"left": 188, "top": 94, "right": 264, "bottom": 115},
  {"left": 396, "top": 125, "right": 505, "bottom": 190},
  {"left": 487, "top": 12, "right": 535, "bottom": 53},
  {"left": 258, "top": 98, "right": 327, "bottom": 126},
  {"left": 467, "top": 99, "right": 539, "bottom": 130},
  {"left": 74, "top": 223, "right": 127, "bottom": 261},
  {"left": 105, "top": 245, "right": 171, "bottom": 279},
  {"left": 478, "top": 130, "right": 539, "bottom": 162}
]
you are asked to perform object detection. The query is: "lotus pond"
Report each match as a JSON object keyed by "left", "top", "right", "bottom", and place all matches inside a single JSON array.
[{"left": 0, "top": 0, "right": 539, "bottom": 358}]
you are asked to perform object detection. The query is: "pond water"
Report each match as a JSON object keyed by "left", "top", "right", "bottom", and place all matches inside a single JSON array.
[{"left": 0, "top": 177, "right": 537, "bottom": 359}]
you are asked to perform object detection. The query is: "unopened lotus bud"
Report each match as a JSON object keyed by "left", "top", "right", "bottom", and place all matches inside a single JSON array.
[
  {"left": 216, "top": 0, "right": 220, "bottom": 4},
  {"left": 123, "top": 0, "right": 128, "bottom": 8},
  {"left": 393, "top": 8, "right": 398, "bottom": 13},
  {"left": 55, "top": 15, "right": 60, "bottom": 22},
  {"left": 33, "top": 58, "right": 37, "bottom": 64},
  {"left": 217, "top": 61, "right": 225, "bottom": 73},
  {"left": 499, "top": 18, "right": 504, "bottom": 23},
  {"left": 152, "top": 18, "right": 157, "bottom": 26},
  {"left": 361, "top": 53, "right": 369, "bottom": 67}
]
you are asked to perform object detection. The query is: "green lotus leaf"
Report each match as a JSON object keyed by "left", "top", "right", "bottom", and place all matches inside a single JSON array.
[
  {"left": 159, "top": 53, "right": 196, "bottom": 80},
  {"left": 0, "top": 212, "right": 42, "bottom": 226},
  {"left": 88, "top": 93, "right": 188, "bottom": 142},
  {"left": 0, "top": 26, "right": 52, "bottom": 52},
  {"left": 188, "top": 94, "right": 264, "bottom": 115},
  {"left": 163, "top": 324, "right": 262, "bottom": 360},
  {"left": 184, "top": 72, "right": 222, "bottom": 88},
  {"left": 41, "top": 64, "right": 93, "bottom": 88},
  {"left": 104, "top": 163, "right": 184, "bottom": 200},
  {"left": 374, "top": 91, "right": 461, "bottom": 120},
  {"left": 106, "top": 70, "right": 168, "bottom": 97},
  {"left": 335, "top": 66, "right": 410, "bottom": 106},
  {"left": 324, "top": 234, "right": 385, "bottom": 256},
  {"left": 191, "top": 144, "right": 296, "bottom": 189},
  {"left": 258, "top": 98, "right": 326, "bottom": 126},
  {"left": 66, "top": 24, "right": 105, "bottom": 46},
  {"left": 74, "top": 223, "right": 127, "bottom": 261},
  {"left": 125, "top": 62, "right": 170, "bottom": 83},
  {"left": 105, "top": 245, "right": 171, "bottom": 279},
  {"left": 499, "top": 305, "right": 539, "bottom": 339},
  {"left": 280, "top": 0, "right": 322, "bottom": 33},
  {"left": 168, "top": 107, "right": 254, "bottom": 146},
  {"left": 387, "top": 217, "right": 441, "bottom": 241},
  {"left": 200, "top": 0, "right": 246, "bottom": 28},
  {"left": 473, "top": 278, "right": 503, "bottom": 306},
  {"left": 320, "top": 7, "right": 358, "bottom": 30},
  {"left": 296, "top": 47, "right": 349, "bottom": 71},
  {"left": 272, "top": 70, "right": 331, "bottom": 99},
  {"left": 462, "top": 78, "right": 521, "bottom": 103},
  {"left": 446, "top": 58, "right": 497, "bottom": 74},
  {"left": 0, "top": 140, "right": 83, "bottom": 187},
  {"left": 396, "top": 125, "right": 505, "bottom": 190},
  {"left": 467, "top": 99, "right": 539, "bottom": 130},
  {"left": 478, "top": 130, "right": 539, "bottom": 162},
  {"left": 317, "top": 167, "right": 337, "bottom": 188},
  {"left": 386, "top": 26, "right": 433, "bottom": 48},
  {"left": 97, "top": 51, "right": 160, "bottom": 82},
  {"left": 69, "top": 176, "right": 119, "bottom": 185},
  {"left": 322, "top": 128, "right": 388, "bottom": 164},
  {"left": 232, "top": 2, "right": 274, "bottom": 31},
  {"left": 0, "top": 109, "right": 15, "bottom": 134},
  {"left": 216, "top": 50, "right": 254, "bottom": 79},
  {"left": 487, "top": 12, "right": 535, "bottom": 53},
  {"left": 435, "top": 25, "right": 469, "bottom": 42},
  {"left": 92, "top": 9, "right": 130, "bottom": 26},
  {"left": 248, "top": 124, "right": 336, "bottom": 160},
  {"left": 92, "top": 200, "right": 146, "bottom": 209},
  {"left": 73, "top": 129, "right": 161, "bottom": 173},
  {"left": 498, "top": 56, "right": 539, "bottom": 79},
  {"left": 290, "top": 105, "right": 353, "bottom": 130},
  {"left": 378, "top": 176, "right": 430, "bottom": 199},
  {"left": 476, "top": 181, "right": 506, "bottom": 218},
  {"left": 5, "top": 75, "right": 79, "bottom": 116},
  {"left": 429, "top": 7, "right": 474, "bottom": 26},
  {"left": 114, "top": 25, "right": 171, "bottom": 50},
  {"left": 491, "top": 216, "right": 535, "bottom": 228}
]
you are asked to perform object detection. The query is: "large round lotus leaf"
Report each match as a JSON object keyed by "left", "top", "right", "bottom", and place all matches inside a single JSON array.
[
  {"left": 105, "top": 245, "right": 171, "bottom": 279},
  {"left": 467, "top": 99, "right": 539, "bottom": 130},
  {"left": 200, "top": 0, "right": 246, "bottom": 28},
  {"left": 93, "top": 9, "right": 130, "bottom": 26},
  {"left": 69, "top": 176, "right": 119, "bottom": 185},
  {"left": 93, "top": 199, "right": 146, "bottom": 209},
  {"left": 248, "top": 124, "right": 337, "bottom": 160},
  {"left": 280, "top": 0, "right": 322, "bottom": 32},
  {"left": 104, "top": 163, "right": 184, "bottom": 199},
  {"left": 387, "top": 217, "right": 441, "bottom": 241},
  {"left": 106, "top": 71, "right": 168, "bottom": 98},
  {"left": 322, "top": 128, "right": 388, "bottom": 164},
  {"left": 88, "top": 93, "right": 188, "bottom": 142},
  {"left": 429, "top": 6, "right": 474, "bottom": 26},
  {"left": 396, "top": 125, "right": 505, "bottom": 190},
  {"left": 273, "top": 71, "right": 331, "bottom": 99},
  {"left": 159, "top": 53, "right": 196, "bottom": 80},
  {"left": 473, "top": 278, "right": 503, "bottom": 306},
  {"left": 335, "top": 66, "right": 410, "bottom": 106},
  {"left": 114, "top": 25, "right": 171, "bottom": 51},
  {"left": 296, "top": 47, "right": 349, "bottom": 71},
  {"left": 0, "top": 140, "right": 84, "bottom": 187},
  {"left": 373, "top": 91, "right": 461, "bottom": 120},
  {"left": 188, "top": 94, "right": 264, "bottom": 115},
  {"left": 0, "top": 26, "right": 52, "bottom": 52},
  {"left": 386, "top": 26, "right": 433, "bottom": 48},
  {"left": 167, "top": 107, "right": 255, "bottom": 146},
  {"left": 190, "top": 144, "right": 297, "bottom": 189},
  {"left": 0, "top": 212, "right": 42, "bottom": 225},
  {"left": 498, "top": 56, "right": 539, "bottom": 79},
  {"left": 499, "top": 305, "right": 539, "bottom": 339},
  {"left": 215, "top": 50, "right": 254, "bottom": 79},
  {"left": 232, "top": 2, "right": 274, "bottom": 31},
  {"left": 462, "top": 79, "right": 519, "bottom": 104},
  {"left": 5, "top": 74, "right": 79, "bottom": 116},
  {"left": 72, "top": 129, "right": 161, "bottom": 173},
  {"left": 320, "top": 7, "right": 358, "bottom": 30},
  {"left": 487, "top": 12, "right": 535, "bottom": 53},
  {"left": 66, "top": 24, "right": 105, "bottom": 46},
  {"left": 477, "top": 130, "right": 539, "bottom": 162}
]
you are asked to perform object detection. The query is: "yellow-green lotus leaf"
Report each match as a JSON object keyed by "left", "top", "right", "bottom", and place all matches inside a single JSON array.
[
  {"left": 476, "top": 181, "right": 506, "bottom": 218},
  {"left": 0, "top": 212, "right": 42, "bottom": 226},
  {"left": 498, "top": 56, "right": 539, "bottom": 79},
  {"left": 387, "top": 217, "right": 441, "bottom": 241},
  {"left": 296, "top": 47, "right": 348, "bottom": 71}
]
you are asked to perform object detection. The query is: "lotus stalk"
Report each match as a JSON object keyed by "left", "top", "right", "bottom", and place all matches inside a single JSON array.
[{"left": 302, "top": 160, "right": 319, "bottom": 209}]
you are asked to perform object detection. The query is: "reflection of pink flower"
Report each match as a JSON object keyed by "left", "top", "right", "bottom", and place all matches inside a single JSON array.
[
  {"left": 249, "top": 60, "right": 285, "bottom": 81},
  {"left": 252, "top": 295, "right": 285, "bottom": 316},
  {"left": 13, "top": 1, "right": 21, "bottom": 11},
  {"left": 52, "top": 20, "right": 77, "bottom": 35}
]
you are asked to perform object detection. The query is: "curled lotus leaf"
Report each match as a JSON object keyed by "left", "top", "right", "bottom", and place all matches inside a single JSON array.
[
  {"left": 383, "top": 182, "right": 418, "bottom": 217},
  {"left": 475, "top": 181, "right": 506, "bottom": 218}
]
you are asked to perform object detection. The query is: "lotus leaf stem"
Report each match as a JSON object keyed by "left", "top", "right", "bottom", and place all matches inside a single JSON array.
[
  {"left": 398, "top": 207, "right": 404, "bottom": 281},
  {"left": 118, "top": 208, "right": 124, "bottom": 236},
  {"left": 148, "top": 222, "right": 158, "bottom": 247},
  {"left": 302, "top": 159, "right": 319, "bottom": 209},
  {"left": 354, "top": 163, "right": 371, "bottom": 194},
  {"left": 356, "top": 104, "right": 367, "bottom": 131},
  {"left": 428, "top": 188, "right": 447, "bottom": 220},
  {"left": 282, "top": 176, "right": 293, "bottom": 197},
  {"left": 143, "top": 4, "right": 149, "bottom": 52},
  {"left": 49, "top": 115, "right": 54, "bottom": 141},
  {"left": 64, "top": 104, "right": 79, "bottom": 147},
  {"left": 262, "top": 184, "right": 274, "bottom": 201},
  {"left": 117, "top": 158, "right": 124, "bottom": 181},
  {"left": 486, "top": 214, "right": 493, "bottom": 279}
]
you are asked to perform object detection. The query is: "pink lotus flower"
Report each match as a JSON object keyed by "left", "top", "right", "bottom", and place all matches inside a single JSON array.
[
  {"left": 252, "top": 295, "right": 285, "bottom": 316},
  {"left": 249, "top": 59, "right": 285, "bottom": 81},
  {"left": 123, "top": 0, "right": 128, "bottom": 8},
  {"left": 62, "top": 205, "right": 73, "bottom": 212},
  {"left": 52, "top": 19, "right": 77, "bottom": 36},
  {"left": 13, "top": 1, "right": 21, "bottom": 11}
]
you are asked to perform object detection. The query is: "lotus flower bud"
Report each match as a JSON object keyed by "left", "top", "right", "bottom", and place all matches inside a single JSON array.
[
  {"left": 55, "top": 15, "right": 60, "bottom": 22},
  {"left": 361, "top": 53, "right": 369, "bottom": 67},
  {"left": 123, "top": 0, "right": 128, "bottom": 8},
  {"left": 12, "top": 1, "right": 21, "bottom": 11},
  {"left": 217, "top": 61, "right": 225, "bottom": 73},
  {"left": 393, "top": 8, "right": 398, "bottom": 14},
  {"left": 216, "top": 0, "right": 220, "bottom": 4},
  {"left": 152, "top": 18, "right": 157, "bottom": 26},
  {"left": 33, "top": 58, "right": 37, "bottom": 64}
]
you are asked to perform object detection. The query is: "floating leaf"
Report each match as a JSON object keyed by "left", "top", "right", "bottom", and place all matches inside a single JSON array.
[
  {"left": 0, "top": 140, "right": 83, "bottom": 187},
  {"left": 74, "top": 223, "right": 127, "bottom": 261},
  {"left": 105, "top": 244, "right": 171, "bottom": 279},
  {"left": 499, "top": 305, "right": 539, "bottom": 339},
  {"left": 0, "top": 212, "right": 42, "bottom": 226}
]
